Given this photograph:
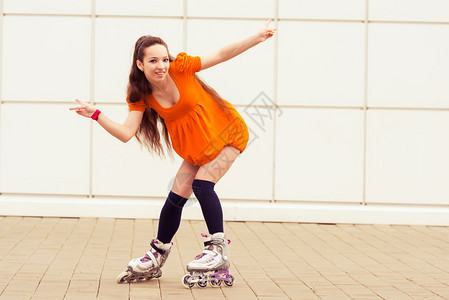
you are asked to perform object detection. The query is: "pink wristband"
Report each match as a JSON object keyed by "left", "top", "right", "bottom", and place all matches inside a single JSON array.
[{"left": 91, "top": 109, "right": 101, "bottom": 121}]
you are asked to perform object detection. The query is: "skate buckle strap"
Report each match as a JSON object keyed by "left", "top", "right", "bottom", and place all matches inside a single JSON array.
[
  {"left": 204, "top": 239, "right": 231, "bottom": 246},
  {"left": 201, "top": 233, "right": 231, "bottom": 246},
  {"left": 141, "top": 252, "right": 157, "bottom": 263},
  {"left": 141, "top": 249, "right": 158, "bottom": 267},
  {"left": 195, "top": 253, "right": 206, "bottom": 260},
  {"left": 150, "top": 239, "right": 166, "bottom": 255},
  {"left": 195, "top": 250, "right": 217, "bottom": 260}
]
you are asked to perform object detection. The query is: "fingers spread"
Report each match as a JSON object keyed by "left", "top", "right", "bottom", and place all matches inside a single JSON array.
[{"left": 69, "top": 106, "right": 84, "bottom": 111}]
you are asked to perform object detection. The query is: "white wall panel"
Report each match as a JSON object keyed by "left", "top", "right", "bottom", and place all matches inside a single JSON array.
[
  {"left": 275, "top": 108, "right": 364, "bottom": 202},
  {"left": 187, "top": 19, "right": 275, "bottom": 106},
  {"left": 278, "top": 21, "right": 365, "bottom": 107},
  {"left": 92, "top": 104, "right": 181, "bottom": 197},
  {"left": 91, "top": 105, "right": 272, "bottom": 200},
  {"left": 96, "top": 0, "right": 183, "bottom": 17},
  {"left": 187, "top": 0, "right": 274, "bottom": 18},
  {"left": 368, "top": 24, "right": 449, "bottom": 108},
  {"left": 215, "top": 106, "right": 274, "bottom": 200},
  {"left": 366, "top": 110, "right": 449, "bottom": 205},
  {"left": 0, "top": 103, "right": 90, "bottom": 194},
  {"left": 3, "top": 0, "right": 91, "bottom": 15},
  {"left": 279, "top": 0, "right": 365, "bottom": 20},
  {"left": 369, "top": 0, "right": 449, "bottom": 22},
  {"left": 95, "top": 17, "right": 183, "bottom": 103},
  {"left": 1, "top": 0, "right": 448, "bottom": 225},
  {"left": 2, "top": 16, "right": 90, "bottom": 102}
]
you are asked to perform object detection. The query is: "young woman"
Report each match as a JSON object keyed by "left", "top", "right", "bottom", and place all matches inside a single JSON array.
[{"left": 70, "top": 19, "right": 276, "bottom": 288}]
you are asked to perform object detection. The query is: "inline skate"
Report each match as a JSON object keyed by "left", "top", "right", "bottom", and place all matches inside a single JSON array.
[
  {"left": 182, "top": 232, "right": 235, "bottom": 288},
  {"left": 116, "top": 239, "right": 172, "bottom": 283}
]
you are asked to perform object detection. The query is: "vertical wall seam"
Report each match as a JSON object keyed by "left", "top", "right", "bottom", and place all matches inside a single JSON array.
[
  {"left": 183, "top": 0, "right": 187, "bottom": 51},
  {"left": 88, "top": 0, "right": 96, "bottom": 198},
  {"left": 0, "top": 0, "right": 4, "bottom": 193},
  {"left": 271, "top": 0, "right": 279, "bottom": 203},
  {"left": 362, "top": 0, "right": 370, "bottom": 206}
]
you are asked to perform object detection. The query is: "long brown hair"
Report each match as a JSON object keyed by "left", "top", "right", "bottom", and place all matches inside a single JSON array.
[{"left": 127, "top": 35, "right": 232, "bottom": 157}]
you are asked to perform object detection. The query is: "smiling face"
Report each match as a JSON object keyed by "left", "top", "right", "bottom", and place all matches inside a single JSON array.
[{"left": 137, "top": 44, "right": 170, "bottom": 83}]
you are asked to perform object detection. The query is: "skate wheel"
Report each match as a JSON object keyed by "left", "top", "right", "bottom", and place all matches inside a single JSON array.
[
  {"left": 182, "top": 274, "right": 194, "bottom": 288},
  {"left": 224, "top": 274, "right": 235, "bottom": 287},
  {"left": 144, "top": 275, "right": 153, "bottom": 281},
  {"left": 197, "top": 276, "right": 208, "bottom": 288},
  {"left": 153, "top": 269, "right": 162, "bottom": 279},
  {"left": 116, "top": 271, "right": 131, "bottom": 284},
  {"left": 210, "top": 276, "right": 222, "bottom": 287}
]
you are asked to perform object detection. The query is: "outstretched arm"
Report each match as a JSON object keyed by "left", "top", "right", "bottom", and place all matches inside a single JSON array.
[
  {"left": 70, "top": 99, "right": 143, "bottom": 143},
  {"left": 200, "top": 19, "right": 277, "bottom": 71}
]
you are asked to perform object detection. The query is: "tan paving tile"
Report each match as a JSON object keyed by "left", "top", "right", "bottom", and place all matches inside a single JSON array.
[
  {"left": 32, "top": 280, "right": 69, "bottom": 300},
  {"left": 0, "top": 217, "right": 40, "bottom": 262},
  {"left": 64, "top": 280, "right": 99, "bottom": 300},
  {"left": 1, "top": 217, "right": 449, "bottom": 299},
  {"left": 0, "top": 295, "right": 31, "bottom": 300}
]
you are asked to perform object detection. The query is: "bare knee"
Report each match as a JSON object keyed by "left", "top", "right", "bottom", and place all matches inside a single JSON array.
[
  {"left": 195, "top": 146, "right": 240, "bottom": 183},
  {"left": 171, "top": 186, "right": 192, "bottom": 199},
  {"left": 171, "top": 175, "right": 195, "bottom": 198},
  {"left": 171, "top": 160, "right": 199, "bottom": 198}
]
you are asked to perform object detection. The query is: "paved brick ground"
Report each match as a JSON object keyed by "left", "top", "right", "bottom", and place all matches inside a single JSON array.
[{"left": 0, "top": 216, "right": 448, "bottom": 299}]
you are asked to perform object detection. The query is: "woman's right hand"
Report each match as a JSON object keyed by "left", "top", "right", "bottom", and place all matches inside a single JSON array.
[
  {"left": 70, "top": 99, "right": 96, "bottom": 118},
  {"left": 257, "top": 19, "right": 277, "bottom": 43}
]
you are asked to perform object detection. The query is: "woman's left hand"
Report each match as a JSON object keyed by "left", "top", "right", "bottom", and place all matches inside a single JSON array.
[{"left": 257, "top": 19, "right": 277, "bottom": 42}]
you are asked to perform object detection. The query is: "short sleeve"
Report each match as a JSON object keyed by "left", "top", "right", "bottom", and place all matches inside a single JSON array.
[
  {"left": 171, "top": 52, "right": 202, "bottom": 76},
  {"left": 126, "top": 98, "right": 146, "bottom": 112}
]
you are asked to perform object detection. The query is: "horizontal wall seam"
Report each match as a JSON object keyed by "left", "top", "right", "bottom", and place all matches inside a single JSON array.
[
  {"left": 1, "top": 193, "right": 448, "bottom": 208},
  {"left": 2, "top": 13, "right": 449, "bottom": 26},
  {"left": 3, "top": 100, "right": 449, "bottom": 112}
]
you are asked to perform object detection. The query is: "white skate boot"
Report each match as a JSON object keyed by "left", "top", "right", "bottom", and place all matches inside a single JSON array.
[
  {"left": 182, "top": 233, "right": 235, "bottom": 288},
  {"left": 117, "top": 239, "right": 172, "bottom": 283}
]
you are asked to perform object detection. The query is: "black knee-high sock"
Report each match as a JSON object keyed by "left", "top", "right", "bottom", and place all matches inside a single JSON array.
[
  {"left": 192, "top": 179, "right": 224, "bottom": 234},
  {"left": 157, "top": 191, "right": 188, "bottom": 243}
]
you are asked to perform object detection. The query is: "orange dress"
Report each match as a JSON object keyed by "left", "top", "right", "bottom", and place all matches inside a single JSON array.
[{"left": 127, "top": 52, "right": 249, "bottom": 166}]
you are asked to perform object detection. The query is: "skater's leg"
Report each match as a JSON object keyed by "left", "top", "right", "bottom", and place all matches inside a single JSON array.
[
  {"left": 192, "top": 179, "right": 223, "bottom": 234},
  {"left": 157, "top": 192, "right": 188, "bottom": 243},
  {"left": 172, "top": 159, "right": 199, "bottom": 198},
  {"left": 157, "top": 160, "right": 199, "bottom": 243},
  {"left": 117, "top": 160, "right": 199, "bottom": 284},
  {"left": 193, "top": 146, "right": 240, "bottom": 234},
  {"left": 182, "top": 147, "right": 240, "bottom": 288}
]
